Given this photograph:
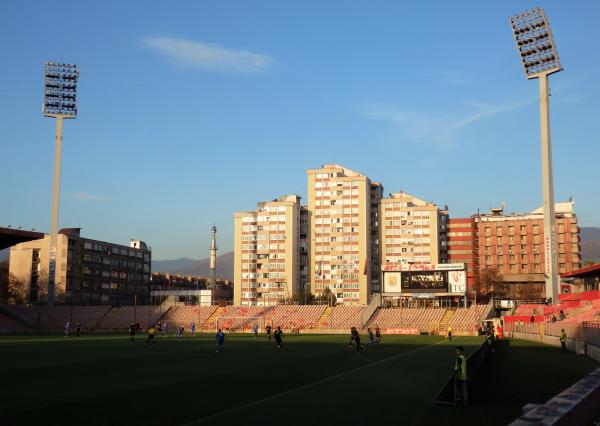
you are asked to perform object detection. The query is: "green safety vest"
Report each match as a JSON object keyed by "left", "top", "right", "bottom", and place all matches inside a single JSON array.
[
  {"left": 560, "top": 333, "right": 567, "bottom": 342},
  {"left": 455, "top": 355, "right": 467, "bottom": 381}
]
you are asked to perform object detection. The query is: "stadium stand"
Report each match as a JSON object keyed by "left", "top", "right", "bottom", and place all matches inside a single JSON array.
[
  {"left": 2, "top": 305, "right": 44, "bottom": 327},
  {"left": 447, "top": 305, "right": 490, "bottom": 333},
  {"left": 321, "top": 306, "right": 366, "bottom": 329},
  {"left": 265, "top": 305, "right": 326, "bottom": 330},
  {"left": 505, "top": 291, "right": 600, "bottom": 326},
  {"left": 96, "top": 306, "right": 161, "bottom": 330},
  {"left": 0, "top": 311, "right": 29, "bottom": 333},
  {"left": 367, "top": 308, "right": 446, "bottom": 333},
  {"left": 514, "top": 304, "right": 546, "bottom": 316},
  {"left": 44, "top": 306, "right": 112, "bottom": 330},
  {"left": 160, "top": 305, "right": 217, "bottom": 330},
  {"left": 559, "top": 300, "right": 600, "bottom": 324},
  {"left": 0, "top": 303, "right": 494, "bottom": 334},
  {"left": 205, "top": 306, "right": 272, "bottom": 331}
]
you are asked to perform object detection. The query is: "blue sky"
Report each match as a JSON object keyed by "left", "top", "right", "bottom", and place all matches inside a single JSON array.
[{"left": 1, "top": 1, "right": 598, "bottom": 260}]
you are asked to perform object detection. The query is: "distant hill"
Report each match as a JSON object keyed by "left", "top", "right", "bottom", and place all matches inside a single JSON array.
[
  {"left": 152, "top": 251, "right": 234, "bottom": 281},
  {"left": 581, "top": 227, "right": 600, "bottom": 242},
  {"left": 151, "top": 258, "right": 196, "bottom": 272},
  {"left": 581, "top": 227, "right": 600, "bottom": 263}
]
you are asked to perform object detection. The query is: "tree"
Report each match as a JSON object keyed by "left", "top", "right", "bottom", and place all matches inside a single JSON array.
[
  {"left": 0, "top": 261, "right": 8, "bottom": 303},
  {"left": 479, "top": 267, "right": 503, "bottom": 298},
  {"left": 314, "top": 287, "right": 337, "bottom": 306},
  {"left": 7, "top": 273, "right": 27, "bottom": 304}
]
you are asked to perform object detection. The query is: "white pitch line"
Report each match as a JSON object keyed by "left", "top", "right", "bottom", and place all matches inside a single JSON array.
[{"left": 180, "top": 339, "right": 445, "bottom": 425}]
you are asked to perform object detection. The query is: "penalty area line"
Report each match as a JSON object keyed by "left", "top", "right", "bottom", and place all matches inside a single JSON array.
[{"left": 180, "top": 338, "right": 445, "bottom": 425}]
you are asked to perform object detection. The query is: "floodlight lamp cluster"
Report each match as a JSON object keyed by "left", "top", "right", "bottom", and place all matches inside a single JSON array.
[
  {"left": 509, "top": 7, "right": 561, "bottom": 78},
  {"left": 43, "top": 62, "right": 79, "bottom": 117}
]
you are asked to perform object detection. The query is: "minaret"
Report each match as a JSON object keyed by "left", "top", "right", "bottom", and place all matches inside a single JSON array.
[{"left": 209, "top": 224, "right": 217, "bottom": 290}]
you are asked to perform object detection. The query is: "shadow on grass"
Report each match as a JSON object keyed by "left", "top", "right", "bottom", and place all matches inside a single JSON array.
[{"left": 419, "top": 338, "right": 598, "bottom": 426}]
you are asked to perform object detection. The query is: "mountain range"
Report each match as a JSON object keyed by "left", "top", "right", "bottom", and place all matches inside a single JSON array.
[
  {"left": 152, "top": 251, "right": 234, "bottom": 281},
  {"left": 580, "top": 227, "right": 600, "bottom": 263}
]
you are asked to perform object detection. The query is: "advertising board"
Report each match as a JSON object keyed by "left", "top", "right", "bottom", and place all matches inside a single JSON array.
[{"left": 382, "top": 264, "right": 466, "bottom": 295}]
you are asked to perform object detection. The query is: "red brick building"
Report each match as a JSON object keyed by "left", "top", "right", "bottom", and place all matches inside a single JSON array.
[
  {"left": 447, "top": 218, "right": 478, "bottom": 293},
  {"left": 448, "top": 202, "right": 581, "bottom": 299}
]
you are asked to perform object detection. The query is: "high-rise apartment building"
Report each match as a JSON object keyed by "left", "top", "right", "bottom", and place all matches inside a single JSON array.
[
  {"left": 9, "top": 228, "right": 151, "bottom": 305},
  {"left": 299, "top": 206, "right": 309, "bottom": 297},
  {"left": 307, "top": 164, "right": 372, "bottom": 305},
  {"left": 369, "top": 182, "right": 384, "bottom": 293},
  {"left": 379, "top": 191, "right": 448, "bottom": 268},
  {"left": 233, "top": 195, "right": 301, "bottom": 306}
]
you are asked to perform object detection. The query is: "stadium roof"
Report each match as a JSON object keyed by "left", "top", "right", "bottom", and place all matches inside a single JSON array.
[
  {"left": 561, "top": 263, "right": 600, "bottom": 278},
  {"left": 0, "top": 227, "right": 45, "bottom": 250}
]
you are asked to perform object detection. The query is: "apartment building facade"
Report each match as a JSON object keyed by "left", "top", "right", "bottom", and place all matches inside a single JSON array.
[
  {"left": 234, "top": 165, "right": 454, "bottom": 306},
  {"left": 9, "top": 228, "right": 151, "bottom": 305},
  {"left": 369, "top": 182, "right": 384, "bottom": 293},
  {"left": 379, "top": 191, "right": 448, "bottom": 269},
  {"left": 233, "top": 195, "right": 301, "bottom": 306},
  {"left": 307, "top": 164, "right": 372, "bottom": 305},
  {"left": 299, "top": 207, "right": 309, "bottom": 297}
]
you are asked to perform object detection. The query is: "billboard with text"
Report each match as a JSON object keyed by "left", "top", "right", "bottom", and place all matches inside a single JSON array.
[{"left": 383, "top": 264, "right": 466, "bottom": 295}]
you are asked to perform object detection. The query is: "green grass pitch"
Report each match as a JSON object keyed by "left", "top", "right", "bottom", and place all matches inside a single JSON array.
[{"left": 1, "top": 333, "right": 597, "bottom": 425}]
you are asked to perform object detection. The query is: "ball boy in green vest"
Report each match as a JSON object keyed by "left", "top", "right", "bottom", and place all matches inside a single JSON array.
[{"left": 454, "top": 346, "right": 468, "bottom": 406}]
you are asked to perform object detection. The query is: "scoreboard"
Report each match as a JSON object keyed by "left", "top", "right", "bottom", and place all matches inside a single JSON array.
[{"left": 382, "top": 263, "right": 467, "bottom": 295}]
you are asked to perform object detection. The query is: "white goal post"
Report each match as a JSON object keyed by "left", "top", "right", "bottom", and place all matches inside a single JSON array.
[{"left": 215, "top": 316, "right": 271, "bottom": 333}]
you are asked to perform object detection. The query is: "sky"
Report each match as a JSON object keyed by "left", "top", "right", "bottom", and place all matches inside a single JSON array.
[{"left": 1, "top": 1, "right": 599, "bottom": 261}]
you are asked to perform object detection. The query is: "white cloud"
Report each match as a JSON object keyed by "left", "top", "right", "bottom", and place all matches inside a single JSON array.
[
  {"left": 68, "top": 192, "right": 107, "bottom": 202},
  {"left": 361, "top": 97, "right": 533, "bottom": 145},
  {"left": 430, "top": 70, "right": 471, "bottom": 86},
  {"left": 142, "top": 36, "right": 274, "bottom": 73}
]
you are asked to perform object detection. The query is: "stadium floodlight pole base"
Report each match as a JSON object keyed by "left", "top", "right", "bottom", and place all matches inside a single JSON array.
[
  {"left": 539, "top": 73, "right": 559, "bottom": 303},
  {"left": 48, "top": 115, "right": 64, "bottom": 306}
]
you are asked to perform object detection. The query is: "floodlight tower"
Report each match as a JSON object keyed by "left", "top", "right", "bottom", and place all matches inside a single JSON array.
[
  {"left": 509, "top": 8, "right": 562, "bottom": 303},
  {"left": 43, "top": 62, "right": 79, "bottom": 306}
]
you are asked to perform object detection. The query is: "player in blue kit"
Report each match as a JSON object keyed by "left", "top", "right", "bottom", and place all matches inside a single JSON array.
[{"left": 215, "top": 329, "right": 225, "bottom": 352}]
